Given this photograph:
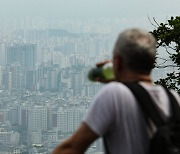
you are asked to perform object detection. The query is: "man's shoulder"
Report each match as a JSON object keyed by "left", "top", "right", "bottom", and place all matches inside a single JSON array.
[
  {"left": 97, "top": 82, "right": 133, "bottom": 98},
  {"left": 102, "top": 81, "right": 127, "bottom": 91}
]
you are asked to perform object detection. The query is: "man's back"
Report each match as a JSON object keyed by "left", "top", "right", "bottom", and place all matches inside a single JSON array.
[{"left": 83, "top": 82, "right": 180, "bottom": 154}]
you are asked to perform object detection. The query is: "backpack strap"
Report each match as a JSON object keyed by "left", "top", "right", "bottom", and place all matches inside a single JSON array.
[
  {"left": 103, "top": 137, "right": 110, "bottom": 154},
  {"left": 163, "top": 87, "right": 180, "bottom": 122},
  {"left": 124, "top": 82, "right": 180, "bottom": 127},
  {"left": 124, "top": 82, "right": 166, "bottom": 127}
]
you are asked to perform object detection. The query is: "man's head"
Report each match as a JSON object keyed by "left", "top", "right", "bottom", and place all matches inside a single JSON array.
[{"left": 113, "top": 28, "right": 156, "bottom": 81}]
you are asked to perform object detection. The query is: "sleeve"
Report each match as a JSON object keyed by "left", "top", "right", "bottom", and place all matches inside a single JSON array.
[{"left": 83, "top": 84, "right": 116, "bottom": 136}]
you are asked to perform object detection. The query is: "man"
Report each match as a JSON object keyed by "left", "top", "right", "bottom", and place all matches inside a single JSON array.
[{"left": 53, "top": 29, "right": 180, "bottom": 154}]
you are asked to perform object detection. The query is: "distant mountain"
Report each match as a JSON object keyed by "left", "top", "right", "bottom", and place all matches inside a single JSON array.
[
  {"left": 48, "top": 29, "right": 81, "bottom": 37},
  {"left": 13, "top": 28, "right": 107, "bottom": 41}
]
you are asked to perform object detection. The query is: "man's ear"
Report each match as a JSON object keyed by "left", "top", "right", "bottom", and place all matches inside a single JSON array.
[{"left": 114, "top": 55, "right": 123, "bottom": 71}]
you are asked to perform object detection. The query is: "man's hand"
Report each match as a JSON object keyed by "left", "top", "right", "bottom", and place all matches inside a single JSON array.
[
  {"left": 52, "top": 123, "right": 99, "bottom": 154},
  {"left": 96, "top": 60, "right": 112, "bottom": 68},
  {"left": 95, "top": 60, "right": 114, "bottom": 83}
]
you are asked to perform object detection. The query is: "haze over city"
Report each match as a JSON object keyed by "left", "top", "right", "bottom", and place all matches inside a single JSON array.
[{"left": 0, "top": 0, "right": 179, "bottom": 19}]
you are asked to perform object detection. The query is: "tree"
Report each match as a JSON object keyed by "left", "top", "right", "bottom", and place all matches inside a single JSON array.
[{"left": 151, "top": 16, "right": 180, "bottom": 94}]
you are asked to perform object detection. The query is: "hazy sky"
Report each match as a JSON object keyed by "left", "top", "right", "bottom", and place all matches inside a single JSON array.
[{"left": 0, "top": 0, "right": 179, "bottom": 19}]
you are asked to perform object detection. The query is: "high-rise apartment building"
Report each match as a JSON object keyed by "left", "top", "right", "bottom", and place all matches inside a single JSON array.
[
  {"left": 10, "top": 62, "right": 22, "bottom": 90},
  {"left": 57, "top": 106, "right": 86, "bottom": 133},
  {"left": 6, "top": 43, "right": 37, "bottom": 71},
  {"left": 0, "top": 42, "right": 5, "bottom": 66},
  {"left": 4, "top": 72, "right": 12, "bottom": 91},
  {"left": 25, "top": 69, "right": 36, "bottom": 91},
  {"left": 0, "top": 66, "right": 3, "bottom": 88},
  {"left": 3, "top": 63, "right": 23, "bottom": 90},
  {"left": 28, "top": 131, "right": 42, "bottom": 144},
  {"left": 47, "top": 106, "right": 58, "bottom": 130},
  {"left": 71, "top": 72, "right": 84, "bottom": 96},
  {"left": 28, "top": 106, "right": 48, "bottom": 132},
  {"left": 0, "top": 131, "right": 19, "bottom": 145},
  {"left": 2, "top": 104, "right": 21, "bottom": 127}
]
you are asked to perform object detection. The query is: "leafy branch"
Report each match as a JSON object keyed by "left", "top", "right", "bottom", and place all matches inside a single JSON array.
[{"left": 150, "top": 16, "right": 180, "bottom": 93}]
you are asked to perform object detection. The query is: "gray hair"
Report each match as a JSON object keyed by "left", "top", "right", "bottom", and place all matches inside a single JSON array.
[{"left": 113, "top": 28, "right": 156, "bottom": 74}]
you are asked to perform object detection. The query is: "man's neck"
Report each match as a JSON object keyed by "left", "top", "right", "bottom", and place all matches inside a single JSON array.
[{"left": 117, "top": 71, "right": 153, "bottom": 84}]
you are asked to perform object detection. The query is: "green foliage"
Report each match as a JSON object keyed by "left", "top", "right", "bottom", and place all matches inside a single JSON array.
[{"left": 151, "top": 16, "right": 180, "bottom": 94}]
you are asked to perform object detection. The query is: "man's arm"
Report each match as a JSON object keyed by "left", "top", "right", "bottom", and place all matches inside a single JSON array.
[{"left": 52, "top": 122, "right": 99, "bottom": 154}]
